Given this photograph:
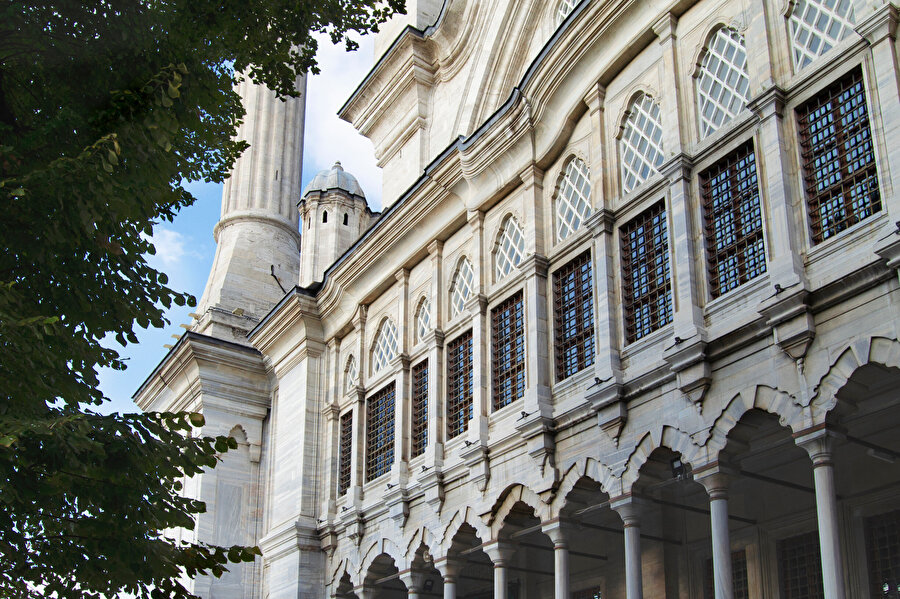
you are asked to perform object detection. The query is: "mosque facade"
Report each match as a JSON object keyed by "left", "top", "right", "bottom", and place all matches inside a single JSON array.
[{"left": 135, "top": 0, "right": 900, "bottom": 597}]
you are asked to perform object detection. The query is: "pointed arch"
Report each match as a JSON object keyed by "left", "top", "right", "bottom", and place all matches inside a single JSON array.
[
  {"left": 439, "top": 506, "right": 491, "bottom": 554},
  {"left": 487, "top": 483, "right": 548, "bottom": 535},
  {"left": 551, "top": 457, "right": 617, "bottom": 517},
  {"left": 493, "top": 215, "right": 526, "bottom": 282},
  {"left": 371, "top": 317, "right": 399, "bottom": 373},
  {"left": 345, "top": 354, "right": 358, "bottom": 394},
  {"left": 810, "top": 336, "right": 900, "bottom": 416},
  {"left": 449, "top": 257, "right": 475, "bottom": 318},
  {"left": 554, "top": 155, "right": 592, "bottom": 242},
  {"left": 619, "top": 426, "right": 700, "bottom": 494},
  {"left": 358, "top": 535, "right": 404, "bottom": 582},
  {"left": 414, "top": 296, "right": 432, "bottom": 343},
  {"left": 619, "top": 91, "right": 664, "bottom": 194},
  {"left": 695, "top": 25, "right": 750, "bottom": 138}
]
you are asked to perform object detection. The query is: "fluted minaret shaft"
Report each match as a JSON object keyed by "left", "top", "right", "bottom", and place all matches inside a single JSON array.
[{"left": 194, "top": 75, "right": 306, "bottom": 344}]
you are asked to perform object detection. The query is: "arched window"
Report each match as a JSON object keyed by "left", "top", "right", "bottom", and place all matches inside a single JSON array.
[
  {"left": 494, "top": 216, "right": 525, "bottom": 281},
  {"left": 323, "top": 210, "right": 328, "bottom": 223},
  {"left": 372, "top": 319, "right": 399, "bottom": 373},
  {"left": 345, "top": 355, "right": 358, "bottom": 394},
  {"left": 620, "top": 93, "right": 665, "bottom": 194},
  {"left": 789, "top": 0, "right": 855, "bottom": 70},
  {"left": 697, "top": 27, "right": 750, "bottom": 138},
  {"left": 449, "top": 258, "right": 475, "bottom": 318},
  {"left": 415, "top": 297, "right": 432, "bottom": 342},
  {"left": 555, "top": 0, "right": 578, "bottom": 25},
  {"left": 343, "top": 212, "right": 349, "bottom": 225},
  {"left": 555, "top": 157, "right": 592, "bottom": 242}
]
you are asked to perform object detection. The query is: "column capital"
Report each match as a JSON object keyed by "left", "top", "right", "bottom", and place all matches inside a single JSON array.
[
  {"left": 427, "top": 239, "right": 444, "bottom": 257},
  {"left": 795, "top": 426, "right": 844, "bottom": 467},
  {"left": 652, "top": 13, "right": 678, "bottom": 42},
  {"left": 694, "top": 463, "right": 736, "bottom": 499},
  {"left": 399, "top": 570, "right": 426, "bottom": 593},
  {"left": 610, "top": 496, "right": 642, "bottom": 527},
  {"left": 483, "top": 540, "right": 516, "bottom": 566},
  {"left": 433, "top": 556, "right": 463, "bottom": 580},
  {"left": 541, "top": 518, "right": 576, "bottom": 548}
]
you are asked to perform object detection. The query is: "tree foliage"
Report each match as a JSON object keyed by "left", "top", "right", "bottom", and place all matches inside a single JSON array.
[{"left": 0, "top": 0, "right": 403, "bottom": 597}]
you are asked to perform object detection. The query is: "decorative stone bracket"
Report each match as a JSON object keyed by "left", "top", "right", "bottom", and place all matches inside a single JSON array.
[
  {"left": 875, "top": 230, "right": 900, "bottom": 283},
  {"left": 384, "top": 484, "right": 410, "bottom": 528},
  {"left": 460, "top": 441, "right": 490, "bottom": 493},
  {"left": 758, "top": 287, "right": 816, "bottom": 363},
  {"left": 586, "top": 382, "right": 627, "bottom": 447},
  {"left": 420, "top": 467, "right": 445, "bottom": 515},
  {"left": 515, "top": 414, "right": 558, "bottom": 482},
  {"left": 664, "top": 339, "right": 711, "bottom": 413}
]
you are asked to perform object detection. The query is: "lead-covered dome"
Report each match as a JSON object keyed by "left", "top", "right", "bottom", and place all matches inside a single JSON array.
[{"left": 302, "top": 161, "right": 366, "bottom": 199}]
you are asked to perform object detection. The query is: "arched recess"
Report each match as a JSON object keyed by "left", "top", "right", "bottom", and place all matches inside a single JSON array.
[
  {"left": 449, "top": 257, "right": 475, "bottom": 318},
  {"left": 328, "top": 559, "right": 358, "bottom": 598},
  {"left": 362, "top": 553, "right": 406, "bottom": 597},
  {"left": 551, "top": 457, "right": 617, "bottom": 516},
  {"left": 705, "top": 385, "right": 811, "bottom": 457},
  {"left": 440, "top": 514, "right": 493, "bottom": 598},
  {"left": 358, "top": 535, "right": 405, "bottom": 584},
  {"left": 809, "top": 336, "right": 900, "bottom": 418},
  {"left": 487, "top": 483, "right": 548, "bottom": 533},
  {"left": 493, "top": 214, "right": 526, "bottom": 282},
  {"left": 371, "top": 317, "right": 399, "bottom": 374},
  {"left": 439, "top": 506, "right": 491, "bottom": 554},
  {"left": 692, "top": 24, "right": 750, "bottom": 138},
  {"left": 619, "top": 426, "right": 700, "bottom": 495}
]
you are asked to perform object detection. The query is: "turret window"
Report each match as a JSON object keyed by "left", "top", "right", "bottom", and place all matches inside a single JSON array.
[
  {"left": 620, "top": 93, "right": 665, "bottom": 194},
  {"left": 555, "top": 157, "right": 592, "bottom": 242},
  {"left": 789, "top": 0, "right": 855, "bottom": 70},
  {"left": 323, "top": 210, "right": 328, "bottom": 223},
  {"left": 372, "top": 319, "right": 399, "bottom": 373},
  {"left": 343, "top": 213, "right": 349, "bottom": 225},
  {"left": 450, "top": 258, "right": 475, "bottom": 318},
  {"left": 697, "top": 27, "right": 750, "bottom": 138},
  {"left": 494, "top": 216, "right": 525, "bottom": 281}
]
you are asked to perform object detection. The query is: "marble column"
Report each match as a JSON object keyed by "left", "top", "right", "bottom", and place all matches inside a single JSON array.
[
  {"left": 612, "top": 498, "right": 643, "bottom": 599},
  {"left": 484, "top": 542, "right": 514, "bottom": 599},
  {"left": 542, "top": 520, "right": 574, "bottom": 599},
  {"left": 798, "top": 429, "right": 846, "bottom": 599},
  {"left": 435, "top": 558, "right": 461, "bottom": 599},
  {"left": 698, "top": 472, "right": 733, "bottom": 599}
]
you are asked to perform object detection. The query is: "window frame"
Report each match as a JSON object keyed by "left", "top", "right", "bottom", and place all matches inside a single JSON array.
[
  {"left": 337, "top": 410, "right": 353, "bottom": 496},
  {"left": 491, "top": 291, "right": 526, "bottom": 411},
  {"left": 365, "top": 382, "right": 395, "bottom": 483},
  {"left": 411, "top": 360, "right": 429, "bottom": 458},
  {"left": 446, "top": 330, "right": 474, "bottom": 439},
  {"left": 552, "top": 250, "right": 596, "bottom": 381}
]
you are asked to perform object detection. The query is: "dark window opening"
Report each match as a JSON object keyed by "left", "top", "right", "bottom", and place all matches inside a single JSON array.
[
  {"left": 323, "top": 210, "right": 328, "bottom": 223},
  {"left": 797, "top": 67, "right": 880, "bottom": 243},
  {"left": 553, "top": 251, "right": 595, "bottom": 381},
  {"left": 703, "top": 550, "right": 749, "bottom": 599},
  {"left": 777, "top": 531, "right": 824, "bottom": 599},
  {"left": 621, "top": 201, "right": 671, "bottom": 343},
  {"left": 447, "top": 331, "right": 473, "bottom": 439},
  {"left": 491, "top": 292, "right": 525, "bottom": 410},
  {"left": 343, "top": 213, "right": 349, "bottom": 226},
  {"left": 365, "top": 383, "right": 395, "bottom": 482},
  {"left": 865, "top": 509, "right": 900, "bottom": 598},
  {"left": 411, "top": 361, "right": 428, "bottom": 458},
  {"left": 337, "top": 411, "right": 352, "bottom": 496}
]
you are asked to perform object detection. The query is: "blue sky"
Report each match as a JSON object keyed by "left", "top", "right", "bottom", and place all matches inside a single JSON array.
[{"left": 97, "top": 35, "right": 383, "bottom": 414}]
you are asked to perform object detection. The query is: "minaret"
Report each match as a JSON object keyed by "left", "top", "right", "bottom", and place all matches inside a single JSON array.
[{"left": 193, "top": 75, "right": 306, "bottom": 343}]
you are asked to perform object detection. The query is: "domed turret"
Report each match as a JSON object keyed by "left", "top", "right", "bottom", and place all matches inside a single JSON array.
[{"left": 299, "top": 162, "right": 376, "bottom": 287}]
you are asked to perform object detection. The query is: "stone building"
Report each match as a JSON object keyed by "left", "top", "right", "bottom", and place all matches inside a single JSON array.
[{"left": 134, "top": 0, "right": 900, "bottom": 597}]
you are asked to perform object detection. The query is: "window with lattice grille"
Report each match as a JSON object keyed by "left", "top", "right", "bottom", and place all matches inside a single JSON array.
[
  {"left": 789, "top": 0, "right": 856, "bottom": 70},
  {"left": 556, "top": 157, "right": 592, "bottom": 242},
  {"left": 697, "top": 28, "right": 750, "bottom": 138},
  {"left": 865, "top": 509, "right": 900, "bottom": 598},
  {"left": 621, "top": 202, "right": 671, "bottom": 343},
  {"left": 777, "top": 531, "right": 824, "bottom": 599},
  {"left": 365, "top": 383, "right": 395, "bottom": 482},
  {"left": 701, "top": 141, "right": 766, "bottom": 298},
  {"left": 553, "top": 251, "right": 595, "bottom": 381},
  {"left": 495, "top": 217, "right": 526, "bottom": 281},
  {"left": 372, "top": 319, "right": 399, "bottom": 373},
  {"left": 703, "top": 550, "right": 749, "bottom": 599},
  {"left": 491, "top": 292, "right": 525, "bottom": 410},
  {"left": 621, "top": 93, "right": 665, "bottom": 193},
  {"left": 337, "top": 411, "right": 352, "bottom": 496},
  {"left": 555, "top": 0, "right": 578, "bottom": 25},
  {"left": 797, "top": 68, "right": 880, "bottom": 243},
  {"left": 447, "top": 331, "right": 473, "bottom": 439},
  {"left": 345, "top": 355, "right": 358, "bottom": 394},
  {"left": 450, "top": 259, "right": 475, "bottom": 317},
  {"left": 411, "top": 361, "right": 429, "bottom": 458},
  {"left": 415, "top": 298, "right": 432, "bottom": 342}
]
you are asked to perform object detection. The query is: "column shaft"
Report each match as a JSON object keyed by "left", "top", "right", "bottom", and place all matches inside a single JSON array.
[
  {"left": 623, "top": 523, "right": 643, "bottom": 599},
  {"left": 813, "top": 460, "right": 846, "bottom": 599},
  {"left": 554, "top": 543, "right": 570, "bottom": 599},
  {"left": 494, "top": 563, "right": 508, "bottom": 599},
  {"left": 710, "top": 496, "right": 733, "bottom": 599},
  {"left": 443, "top": 576, "right": 456, "bottom": 599}
]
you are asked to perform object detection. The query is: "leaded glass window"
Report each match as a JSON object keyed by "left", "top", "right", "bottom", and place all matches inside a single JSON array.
[
  {"left": 415, "top": 297, "right": 432, "bottom": 342},
  {"left": 450, "top": 258, "right": 475, "bottom": 317},
  {"left": 777, "top": 531, "right": 824, "bottom": 599},
  {"left": 411, "top": 361, "right": 429, "bottom": 458},
  {"left": 697, "top": 28, "right": 750, "bottom": 138},
  {"left": 491, "top": 292, "right": 525, "bottom": 410},
  {"left": 495, "top": 217, "right": 525, "bottom": 281},
  {"left": 556, "top": 157, "right": 592, "bottom": 241},
  {"left": 447, "top": 331, "right": 473, "bottom": 439},
  {"left": 553, "top": 251, "right": 595, "bottom": 380},
  {"left": 700, "top": 141, "right": 766, "bottom": 297},
  {"left": 789, "top": 0, "right": 856, "bottom": 70},
  {"left": 337, "top": 411, "right": 352, "bottom": 496},
  {"left": 345, "top": 355, "right": 358, "bottom": 394},
  {"left": 621, "top": 93, "right": 665, "bottom": 193},
  {"left": 797, "top": 68, "right": 880, "bottom": 243},
  {"left": 372, "top": 319, "right": 399, "bottom": 373},
  {"left": 365, "top": 383, "right": 395, "bottom": 482},
  {"left": 556, "top": 0, "right": 578, "bottom": 25},
  {"left": 621, "top": 202, "right": 672, "bottom": 343}
]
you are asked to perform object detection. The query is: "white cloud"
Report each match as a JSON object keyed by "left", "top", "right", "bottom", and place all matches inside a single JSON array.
[
  {"left": 147, "top": 228, "right": 201, "bottom": 269},
  {"left": 303, "top": 34, "right": 384, "bottom": 210}
]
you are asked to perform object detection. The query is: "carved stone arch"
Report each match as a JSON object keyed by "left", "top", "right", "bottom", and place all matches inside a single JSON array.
[
  {"left": 403, "top": 525, "right": 439, "bottom": 570},
  {"left": 705, "top": 385, "right": 812, "bottom": 457},
  {"left": 358, "top": 535, "right": 404, "bottom": 582},
  {"left": 439, "top": 506, "right": 491, "bottom": 555},
  {"left": 690, "top": 21, "right": 745, "bottom": 79},
  {"left": 620, "top": 427, "right": 699, "bottom": 494},
  {"left": 370, "top": 316, "right": 399, "bottom": 375},
  {"left": 551, "top": 152, "right": 591, "bottom": 197},
  {"left": 328, "top": 557, "right": 357, "bottom": 589},
  {"left": 228, "top": 424, "right": 249, "bottom": 445},
  {"left": 550, "top": 457, "right": 616, "bottom": 517},
  {"left": 344, "top": 353, "right": 359, "bottom": 394},
  {"left": 809, "top": 336, "right": 900, "bottom": 418},
  {"left": 487, "top": 483, "right": 548, "bottom": 535},
  {"left": 492, "top": 213, "right": 526, "bottom": 282},
  {"left": 614, "top": 86, "right": 662, "bottom": 141}
]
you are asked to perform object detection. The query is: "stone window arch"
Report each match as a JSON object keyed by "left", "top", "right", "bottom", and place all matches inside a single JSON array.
[
  {"left": 696, "top": 26, "right": 750, "bottom": 138},
  {"left": 788, "top": 0, "right": 856, "bottom": 70},
  {"left": 619, "top": 92, "right": 665, "bottom": 194},
  {"left": 494, "top": 215, "right": 526, "bottom": 281},
  {"left": 371, "top": 318, "right": 399, "bottom": 373},
  {"left": 415, "top": 297, "right": 432, "bottom": 343},
  {"left": 555, "top": 156, "right": 592, "bottom": 242},
  {"left": 345, "top": 355, "right": 358, "bottom": 394},
  {"left": 449, "top": 258, "right": 475, "bottom": 318}
]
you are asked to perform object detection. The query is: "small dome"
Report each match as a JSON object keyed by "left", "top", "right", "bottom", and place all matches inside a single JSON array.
[{"left": 302, "top": 161, "right": 366, "bottom": 199}]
